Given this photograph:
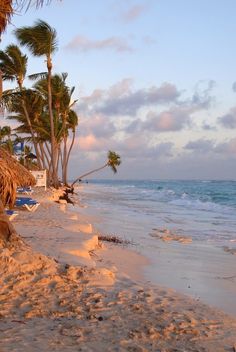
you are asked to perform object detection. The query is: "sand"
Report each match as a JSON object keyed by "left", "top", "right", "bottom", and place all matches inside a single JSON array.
[{"left": 0, "top": 188, "right": 236, "bottom": 351}]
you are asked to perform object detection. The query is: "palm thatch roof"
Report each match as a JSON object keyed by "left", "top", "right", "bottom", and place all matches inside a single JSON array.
[
  {"left": 0, "top": 0, "right": 12, "bottom": 36},
  {"left": 0, "top": 1, "right": 52, "bottom": 36},
  {"left": 0, "top": 147, "right": 36, "bottom": 207}
]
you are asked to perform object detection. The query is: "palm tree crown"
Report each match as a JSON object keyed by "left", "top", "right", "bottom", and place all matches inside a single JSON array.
[
  {"left": 71, "top": 151, "right": 121, "bottom": 187},
  {"left": 0, "top": 44, "right": 27, "bottom": 86},
  {"left": 14, "top": 19, "right": 58, "bottom": 60},
  {"left": 107, "top": 150, "right": 121, "bottom": 173}
]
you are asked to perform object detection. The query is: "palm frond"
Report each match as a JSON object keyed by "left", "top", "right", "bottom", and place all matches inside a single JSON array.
[{"left": 28, "top": 71, "right": 47, "bottom": 80}]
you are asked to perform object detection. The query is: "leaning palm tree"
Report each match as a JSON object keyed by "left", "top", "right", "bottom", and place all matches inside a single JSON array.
[
  {"left": 71, "top": 151, "right": 121, "bottom": 188},
  {"left": 14, "top": 19, "right": 59, "bottom": 187}
]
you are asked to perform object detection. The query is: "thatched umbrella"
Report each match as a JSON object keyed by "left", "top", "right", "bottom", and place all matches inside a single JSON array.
[
  {"left": 0, "top": 147, "right": 36, "bottom": 208},
  {"left": 0, "top": 1, "right": 52, "bottom": 36},
  {"left": 0, "top": 0, "right": 13, "bottom": 36}
]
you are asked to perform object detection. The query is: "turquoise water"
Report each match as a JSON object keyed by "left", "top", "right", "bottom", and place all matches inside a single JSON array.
[
  {"left": 76, "top": 179, "right": 236, "bottom": 245},
  {"left": 75, "top": 179, "right": 236, "bottom": 315}
]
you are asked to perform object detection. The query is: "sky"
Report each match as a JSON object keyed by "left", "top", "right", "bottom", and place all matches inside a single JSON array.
[{"left": 1, "top": 0, "right": 236, "bottom": 180}]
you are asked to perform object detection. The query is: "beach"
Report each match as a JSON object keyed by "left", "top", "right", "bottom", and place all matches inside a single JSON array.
[{"left": 0, "top": 187, "right": 236, "bottom": 351}]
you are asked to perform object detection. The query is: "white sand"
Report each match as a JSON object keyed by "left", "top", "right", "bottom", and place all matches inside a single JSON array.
[{"left": 0, "top": 187, "right": 236, "bottom": 351}]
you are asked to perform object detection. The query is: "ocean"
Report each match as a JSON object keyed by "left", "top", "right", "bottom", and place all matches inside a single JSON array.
[
  {"left": 76, "top": 179, "right": 236, "bottom": 245},
  {"left": 74, "top": 179, "right": 236, "bottom": 314}
]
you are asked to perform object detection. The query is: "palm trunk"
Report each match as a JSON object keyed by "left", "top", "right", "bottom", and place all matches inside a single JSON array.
[
  {"left": 18, "top": 82, "right": 42, "bottom": 169},
  {"left": 0, "top": 69, "right": 2, "bottom": 100},
  {"left": 71, "top": 163, "right": 108, "bottom": 188},
  {"left": 62, "top": 135, "right": 67, "bottom": 185},
  {"left": 0, "top": 70, "right": 4, "bottom": 117},
  {"left": 64, "top": 129, "right": 76, "bottom": 186},
  {"left": 47, "top": 57, "right": 59, "bottom": 187},
  {"left": 39, "top": 142, "right": 48, "bottom": 169}
]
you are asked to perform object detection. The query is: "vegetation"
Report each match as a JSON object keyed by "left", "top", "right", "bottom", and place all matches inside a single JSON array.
[
  {"left": 0, "top": 19, "right": 80, "bottom": 187},
  {"left": 71, "top": 151, "right": 121, "bottom": 187},
  {"left": 0, "top": 4, "right": 121, "bottom": 188}
]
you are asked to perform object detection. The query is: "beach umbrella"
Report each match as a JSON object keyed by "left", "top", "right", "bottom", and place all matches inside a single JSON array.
[{"left": 0, "top": 147, "right": 36, "bottom": 208}]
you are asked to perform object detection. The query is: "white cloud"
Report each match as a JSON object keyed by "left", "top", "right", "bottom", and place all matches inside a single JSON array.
[
  {"left": 79, "top": 79, "right": 181, "bottom": 117},
  {"left": 218, "top": 107, "right": 236, "bottom": 128},
  {"left": 65, "top": 35, "right": 133, "bottom": 52}
]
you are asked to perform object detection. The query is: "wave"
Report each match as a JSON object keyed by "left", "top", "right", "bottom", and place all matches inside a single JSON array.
[{"left": 169, "top": 198, "right": 233, "bottom": 214}]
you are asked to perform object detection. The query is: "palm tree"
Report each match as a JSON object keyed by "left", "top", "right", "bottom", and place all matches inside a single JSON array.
[
  {"left": 4, "top": 87, "right": 51, "bottom": 170},
  {"left": 33, "top": 73, "right": 79, "bottom": 185},
  {"left": 71, "top": 151, "right": 121, "bottom": 188},
  {"left": 14, "top": 19, "right": 59, "bottom": 187},
  {"left": 0, "top": 44, "right": 42, "bottom": 167},
  {"left": 0, "top": 125, "right": 14, "bottom": 153}
]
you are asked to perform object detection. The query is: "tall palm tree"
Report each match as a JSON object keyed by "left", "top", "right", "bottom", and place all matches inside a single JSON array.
[
  {"left": 4, "top": 88, "right": 51, "bottom": 170},
  {"left": 71, "top": 151, "right": 121, "bottom": 188},
  {"left": 0, "top": 44, "right": 42, "bottom": 167},
  {"left": 33, "top": 73, "right": 79, "bottom": 185},
  {"left": 15, "top": 19, "right": 59, "bottom": 186}
]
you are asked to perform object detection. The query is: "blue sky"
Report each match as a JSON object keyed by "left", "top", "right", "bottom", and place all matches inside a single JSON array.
[{"left": 1, "top": 0, "right": 236, "bottom": 180}]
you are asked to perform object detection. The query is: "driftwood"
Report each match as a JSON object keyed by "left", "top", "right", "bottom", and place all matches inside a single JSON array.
[
  {"left": 98, "top": 234, "right": 132, "bottom": 245},
  {"left": 55, "top": 188, "right": 75, "bottom": 205}
]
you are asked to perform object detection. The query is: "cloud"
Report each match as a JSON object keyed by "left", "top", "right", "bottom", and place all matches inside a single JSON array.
[
  {"left": 183, "top": 80, "right": 216, "bottom": 110},
  {"left": 79, "top": 113, "right": 117, "bottom": 138},
  {"left": 65, "top": 35, "right": 133, "bottom": 52},
  {"left": 215, "top": 138, "right": 236, "bottom": 155},
  {"left": 79, "top": 79, "right": 181, "bottom": 117},
  {"left": 184, "top": 138, "right": 236, "bottom": 157},
  {"left": 77, "top": 134, "right": 110, "bottom": 152},
  {"left": 218, "top": 107, "right": 236, "bottom": 128},
  {"left": 201, "top": 122, "right": 217, "bottom": 131},
  {"left": 143, "top": 109, "right": 192, "bottom": 132},
  {"left": 184, "top": 139, "right": 215, "bottom": 152},
  {"left": 121, "top": 4, "right": 147, "bottom": 22},
  {"left": 125, "top": 106, "right": 195, "bottom": 134}
]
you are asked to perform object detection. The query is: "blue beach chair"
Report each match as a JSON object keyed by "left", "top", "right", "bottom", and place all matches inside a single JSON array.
[
  {"left": 15, "top": 197, "right": 40, "bottom": 212},
  {"left": 5, "top": 209, "right": 19, "bottom": 221},
  {"left": 17, "top": 186, "right": 34, "bottom": 195}
]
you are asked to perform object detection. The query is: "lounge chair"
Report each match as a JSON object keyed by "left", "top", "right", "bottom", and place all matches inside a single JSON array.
[
  {"left": 5, "top": 209, "right": 19, "bottom": 221},
  {"left": 15, "top": 197, "right": 40, "bottom": 212},
  {"left": 17, "top": 186, "right": 34, "bottom": 195}
]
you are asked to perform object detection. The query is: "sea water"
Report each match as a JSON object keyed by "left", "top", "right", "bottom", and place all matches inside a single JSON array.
[
  {"left": 74, "top": 179, "right": 236, "bottom": 315},
  {"left": 76, "top": 179, "right": 236, "bottom": 246}
]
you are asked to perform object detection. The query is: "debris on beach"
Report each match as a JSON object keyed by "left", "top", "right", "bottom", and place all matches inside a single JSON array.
[
  {"left": 150, "top": 228, "right": 192, "bottom": 244},
  {"left": 98, "top": 233, "right": 132, "bottom": 245}
]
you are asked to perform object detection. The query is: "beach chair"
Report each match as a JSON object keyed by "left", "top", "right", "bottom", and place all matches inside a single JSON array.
[
  {"left": 5, "top": 209, "right": 19, "bottom": 221},
  {"left": 15, "top": 197, "right": 40, "bottom": 212},
  {"left": 17, "top": 186, "right": 34, "bottom": 195}
]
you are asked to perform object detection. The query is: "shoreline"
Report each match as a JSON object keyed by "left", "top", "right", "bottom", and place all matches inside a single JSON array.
[
  {"left": 1, "top": 187, "right": 236, "bottom": 351},
  {"left": 76, "top": 183, "right": 236, "bottom": 318}
]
